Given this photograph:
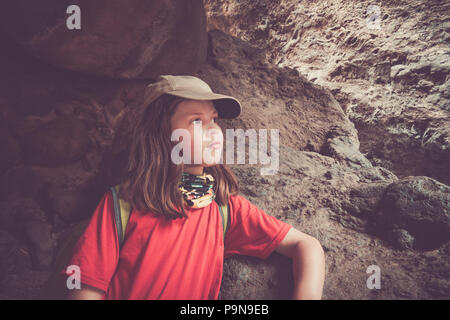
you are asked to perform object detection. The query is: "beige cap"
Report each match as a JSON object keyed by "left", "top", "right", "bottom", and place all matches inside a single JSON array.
[{"left": 144, "top": 75, "right": 242, "bottom": 119}]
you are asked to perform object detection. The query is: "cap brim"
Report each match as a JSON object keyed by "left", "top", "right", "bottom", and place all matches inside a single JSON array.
[{"left": 167, "top": 90, "right": 241, "bottom": 119}]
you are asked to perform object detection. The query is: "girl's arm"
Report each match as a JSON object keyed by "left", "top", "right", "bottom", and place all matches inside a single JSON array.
[
  {"left": 66, "top": 284, "right": 104, "bottom": 300},
  {"left": 275, "top": 228, "right": 326, "bottom": 300}
]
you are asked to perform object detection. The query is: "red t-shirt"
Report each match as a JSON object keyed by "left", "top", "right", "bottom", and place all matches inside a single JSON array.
[{"left": 62, "top": 190, "right": 292, "bottom": 300}]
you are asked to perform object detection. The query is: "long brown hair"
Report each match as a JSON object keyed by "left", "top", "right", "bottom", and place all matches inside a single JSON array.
[{"left": 118, "top": 93, "right": 239, "bottom": 220}]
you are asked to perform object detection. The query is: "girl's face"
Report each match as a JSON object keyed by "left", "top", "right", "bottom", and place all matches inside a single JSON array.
[{"left": 170, "top": 99, "right": 224, "bottom": 174}]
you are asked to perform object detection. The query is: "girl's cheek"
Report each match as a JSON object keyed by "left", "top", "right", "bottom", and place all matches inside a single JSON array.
[
  {"left": 190, "top": 128, "right": 203, "bottom": 155},
  {"left": 203, "top": 127, "right": 223, "bottom": 142},
  {"left": 189, "top": 126, "right": 224, "bottom": 150}
]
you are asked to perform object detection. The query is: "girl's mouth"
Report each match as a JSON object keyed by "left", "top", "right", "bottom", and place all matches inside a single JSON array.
[{"left": 207, "top": 141, "right": 221, "bottom": 149}]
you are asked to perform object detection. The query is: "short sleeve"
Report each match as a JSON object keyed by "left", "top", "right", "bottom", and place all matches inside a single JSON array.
[
  {"left": 60, "top": 190, "right": 120, "bottom": 293},
  {"left": 224, "top": 194, "right": 292, "bottom": 259}
]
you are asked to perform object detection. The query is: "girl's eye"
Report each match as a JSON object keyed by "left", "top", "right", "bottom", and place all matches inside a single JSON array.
[{"left": 191, "top": 117, "right": 218, "bottom": 125}]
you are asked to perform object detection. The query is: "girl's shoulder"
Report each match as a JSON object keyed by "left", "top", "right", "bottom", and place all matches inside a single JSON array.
[
  {"left": 228, "top": 193, "right": 244, "bottom": 204},
  {"left": 227, "top": 193, "right": 254, "bottom": 211}
]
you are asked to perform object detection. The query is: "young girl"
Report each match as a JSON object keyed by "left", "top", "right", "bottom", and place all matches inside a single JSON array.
[{"left": 64, "top": 75, "right": 325, "bottom": 300}]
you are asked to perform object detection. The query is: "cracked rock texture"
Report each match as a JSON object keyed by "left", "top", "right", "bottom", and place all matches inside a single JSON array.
[{"left": 205, "top": 0, "right": 450, "bottom": 185}]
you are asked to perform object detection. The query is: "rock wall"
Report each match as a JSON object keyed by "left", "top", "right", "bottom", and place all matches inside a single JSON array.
[
  {"left": 204, "top": 0, "right": 450, "bottom": 185},
  {"left": 0, "top": 1, "right": 448, "bottom": 299}
]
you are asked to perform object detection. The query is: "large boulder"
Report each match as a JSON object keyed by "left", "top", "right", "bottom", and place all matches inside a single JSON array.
[
  {"left": 373, "top": 176, "right": 450, "bottom": 251},
  {"left": 0, "top": 0, "right": 208, "bottom": 79}
]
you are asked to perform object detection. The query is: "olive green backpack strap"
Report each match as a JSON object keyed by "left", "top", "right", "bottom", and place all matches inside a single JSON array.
[
  {"left": 110, "top": 184, "right": 133, "bottom": 249},
  {"left": 110, "top": 186, "right": 227, "bottom": 247},
  {"left": 216, "top": 200, "right": 230, "bottom": 244}
]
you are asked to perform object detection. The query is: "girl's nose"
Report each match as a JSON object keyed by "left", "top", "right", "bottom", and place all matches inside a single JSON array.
[{"left": 204, "top": 127, "right": 221, "bottom": 140}]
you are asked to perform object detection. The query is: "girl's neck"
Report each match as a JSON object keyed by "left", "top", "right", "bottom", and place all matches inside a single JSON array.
[{"left": 183, "top": 165, "right": 204, "bottom": 175}]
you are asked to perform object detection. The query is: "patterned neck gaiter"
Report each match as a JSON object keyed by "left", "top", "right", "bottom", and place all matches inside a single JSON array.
[{"left": 178, "top": 171, "right": 216, "bottom": 209}]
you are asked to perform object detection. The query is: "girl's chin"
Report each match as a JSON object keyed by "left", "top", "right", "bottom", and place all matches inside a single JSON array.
[
  {"left": 201, "top": 162, "right": 220, "bottom": 167},
  {"left": 203, "top": 150, "right": 222, "bottom": 165}
]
